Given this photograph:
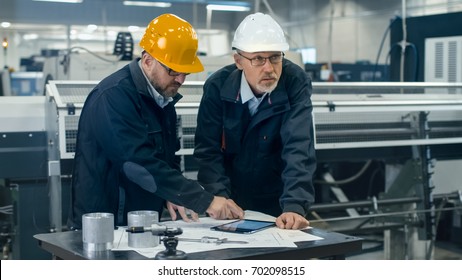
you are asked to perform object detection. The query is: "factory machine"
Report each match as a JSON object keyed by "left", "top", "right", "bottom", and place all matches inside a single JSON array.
[
  {"left": 42, "top": 81, "right": 462, "bottom": 260},
  {"left": 308, "top": 83, "right": 462, "bottom": 259},
  {"left": 40, "top": 50, "right": 301, "bottom": 85},
  {"left": 0, "top": 96, "right": 58, "bottom": 259},
  {"left": 1, "top": 80, "right": 460, "bottom": 259}
]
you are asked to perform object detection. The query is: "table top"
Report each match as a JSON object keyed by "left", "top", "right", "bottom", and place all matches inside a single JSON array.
[{"left": 34, "top": 227, "right": 362, "bottom": 260}]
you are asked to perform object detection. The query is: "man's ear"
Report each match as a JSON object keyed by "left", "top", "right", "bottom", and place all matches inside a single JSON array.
[
  {"left": 234, "top": 53, "right": 243, "bottom": 70},
  {"left": 142, "top": 52, "right": 154, "bottom": 67}
]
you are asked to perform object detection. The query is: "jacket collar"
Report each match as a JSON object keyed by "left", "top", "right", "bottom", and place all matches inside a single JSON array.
[
  {"left": 220, "top": 67, "right": 243, "bottom": 103},
  {"left": 219, "top": 65, "right": 289, "bottom": 108},
  {"left": 129, "top": 58, "right": 182, "bottom": 105}
]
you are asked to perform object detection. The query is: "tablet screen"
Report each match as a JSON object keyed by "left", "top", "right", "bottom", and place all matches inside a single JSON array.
[{"left": 210, "top": 219, "right": 275, "bottom": 234}]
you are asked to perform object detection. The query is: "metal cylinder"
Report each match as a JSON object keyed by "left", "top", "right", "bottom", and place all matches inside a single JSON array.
[
  {"left": 82, "top": 212, "right": 114, "bottom": 251},
  {"left": 128, "top": 210, "right": 159, "bottom": 248}
]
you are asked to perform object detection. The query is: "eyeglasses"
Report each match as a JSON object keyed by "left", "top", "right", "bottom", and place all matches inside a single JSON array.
[
  {"left": 237, "top": 52, "right": 284, "bottom": 66},
  {"left": 159, "top": 62, "right": 190, "bottom": 77}
]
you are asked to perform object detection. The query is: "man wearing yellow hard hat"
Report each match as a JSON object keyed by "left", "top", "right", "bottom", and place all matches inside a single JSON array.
[{"left": 68, "top": 14, "right": 244, "bottom": 230}]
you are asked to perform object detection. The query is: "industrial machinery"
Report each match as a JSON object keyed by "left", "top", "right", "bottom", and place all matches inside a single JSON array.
[
  {"left": 42, "top": 49, "right": 129, "bottom": 82},
  {"left": 0, "top": 79, "right": 447, "bottom": 260},
  {"left": 43, "top": 81, "right": 462, "bottom": 260},
  {"left": 0, "top": 96, "right": 59, "bottom": 259},
  {"left": 0, "top": 70, "right": 11, "bottom": 96},
  {"left": 306, "top": 83, "right": 462, "bottom": 259},
  {"left": 40, "top": 50, "right": 303, "bottom": 85}
]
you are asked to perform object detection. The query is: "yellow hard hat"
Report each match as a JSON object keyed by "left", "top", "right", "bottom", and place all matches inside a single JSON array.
[{"left": 139, "top": 14, "right": 204, "bottom": 73}]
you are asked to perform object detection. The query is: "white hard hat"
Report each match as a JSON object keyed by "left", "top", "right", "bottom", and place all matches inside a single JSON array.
[{"left": 232, "top": 13, "right": 289, "bottom": 53}]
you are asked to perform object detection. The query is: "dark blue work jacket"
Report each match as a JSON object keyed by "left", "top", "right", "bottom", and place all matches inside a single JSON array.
[
  {"left": 68, "top": 59, "right": 213, "bottom": 229},
  {"left": 194, "top": 59, "right": 316, "bottom": 217}
]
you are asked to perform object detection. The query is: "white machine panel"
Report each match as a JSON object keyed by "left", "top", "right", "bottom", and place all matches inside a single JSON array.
[
  {"left": 0, "top": 96, "right": 46, "bottom": 132},
  {"left": 425, "top": 35, "right": 462, "bottom": 93}
]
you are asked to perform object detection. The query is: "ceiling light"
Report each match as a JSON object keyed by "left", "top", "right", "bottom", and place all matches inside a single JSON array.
[
  {"left": 23, "top": 34, "right": 39, "bottom": 40},
  {"left": 123, "top": 1, "right": 172, "bottom": 7},
  {"left": 1, "top": 22, "right": 11, "bottom": 28},
  {"left": 87, "top": 24, "right": 98, "bottom": 32},
  {"left": 33, "top": 0, "right": 84, "bottom": 3},
  {"left": 206, "top": 4, "right": 250, "bottom": 12},
  {"left": 128, "top": 26, "right": 140, "bottom": 32}
]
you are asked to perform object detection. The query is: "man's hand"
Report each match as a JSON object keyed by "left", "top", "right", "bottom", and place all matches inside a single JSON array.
[
  {"left": 166, "top": 201, "right": 199, "bottom": 222},
  {"left": 275, "top": 212, "right": 310, "bottom": 229},
  {"left": 206, "top": 196, "right": 245, "bottom": 220}
]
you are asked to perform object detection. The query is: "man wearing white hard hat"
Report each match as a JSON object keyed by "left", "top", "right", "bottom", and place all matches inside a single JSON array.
[{"left": 194, "top": 13, "right": 316, "bottom": 229}]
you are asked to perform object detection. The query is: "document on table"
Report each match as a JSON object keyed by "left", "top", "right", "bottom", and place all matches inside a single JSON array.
[{"left": 112, "top": 210, "right": 323, "bottom": 258}]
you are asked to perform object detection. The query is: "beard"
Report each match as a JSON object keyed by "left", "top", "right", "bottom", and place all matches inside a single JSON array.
[
  {"left": 160, "top": 82, "right": 181, "bottom": 98},
  {"left": 149, "top": 77, "right": 181, "bottom": 98},
  {"left": 256, "top": 78, "right": 278, "bottom": 94}
]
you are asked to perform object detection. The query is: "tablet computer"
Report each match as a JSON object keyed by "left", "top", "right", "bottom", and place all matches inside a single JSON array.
[{"left": 210, "top": 219, "right": 275, "bottom": 234}]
